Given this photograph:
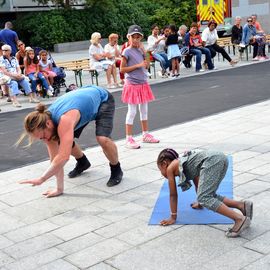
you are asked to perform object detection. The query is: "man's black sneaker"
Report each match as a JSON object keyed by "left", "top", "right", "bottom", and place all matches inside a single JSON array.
[
  {"left": 107, "top": 166, "right": 123, "bottom": 187},
  {"left": 68, "top": 159, "right": 91, "bottom": 178}
]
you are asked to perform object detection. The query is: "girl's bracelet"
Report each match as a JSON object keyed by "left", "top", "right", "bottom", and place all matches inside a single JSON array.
[{"left": 171, "top": 212, "right": 177, "bottom": 216}]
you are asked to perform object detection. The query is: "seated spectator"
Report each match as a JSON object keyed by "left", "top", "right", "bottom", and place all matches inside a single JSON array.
[
  {"left": 24, "top": 47, "right": 53, "bottom": 98},
  {"left": 0, "top": 41, "right": 11, "bottom": 102},
  {"left": 89, "top": 32, "right": 115, "bottom": 89},
  {"left": 202, "top": 20, "right": 238, "bottom": 66},
  {"left": 178, "top": 24, "right": 192, "bottom": 68},
  {"left": 231, "top": 16, "right": 243, "bottom": 45},
  {"left": 251, "top": 14, "right": 267, "bottom": 59},
  {"left": 185, "top": 22, "right": 214, "bottom": 72},
  {"left": 147, "top": 24, "right": 170, "bottom": 77},
  {"left": 39, "top": 50, "right": 56, "bottom": 92},
  {"left": 253, "top": 30, "right": 267, "bottom": 60},
  {"left": 104, "top": 33, "right": 122, "bottom": 87},
  {"left": 240, "top": 17, "right": 258, "bottom": 60},
  {"left": 15, "top": 40, "right": 26, "bottom": 73},
  {"left": 0, "top": 44, "right": 35, "bottom": 107}
]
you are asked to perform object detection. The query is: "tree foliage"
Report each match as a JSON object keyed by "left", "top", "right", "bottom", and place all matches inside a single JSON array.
[{"left": 15, "top": 0, "right": 196, "bottom": 49}]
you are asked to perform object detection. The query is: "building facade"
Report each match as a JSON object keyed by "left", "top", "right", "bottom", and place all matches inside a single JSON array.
[{"left": 232, "top": 0, "right": 270, "bottom": 32}]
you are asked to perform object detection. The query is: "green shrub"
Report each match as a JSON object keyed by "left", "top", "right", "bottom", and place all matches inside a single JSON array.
[{"left": 14, "top": 0, "right": 196, "bottom": 50}]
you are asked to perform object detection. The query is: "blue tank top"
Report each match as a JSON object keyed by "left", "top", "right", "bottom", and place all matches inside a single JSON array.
[{"left": 48, "top": 85, "right": 108, "bottom": 130}]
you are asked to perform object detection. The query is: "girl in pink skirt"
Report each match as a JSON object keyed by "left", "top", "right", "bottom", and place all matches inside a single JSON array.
[{"left": 120, "top": 25, "right": 160, "bottom": 149}]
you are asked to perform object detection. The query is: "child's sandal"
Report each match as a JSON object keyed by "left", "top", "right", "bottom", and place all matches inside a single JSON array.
[{"left": 225, "top": 217, "right": 251, "bottom": 238}]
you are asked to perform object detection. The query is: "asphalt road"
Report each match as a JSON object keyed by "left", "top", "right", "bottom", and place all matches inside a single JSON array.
[{"left": 1, "top": 61, "right": 270, "bottom": 172}]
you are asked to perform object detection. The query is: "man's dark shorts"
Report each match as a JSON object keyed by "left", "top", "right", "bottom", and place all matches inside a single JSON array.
[{"left": 74, "top": 91, "right": 115, "bottom": 139}]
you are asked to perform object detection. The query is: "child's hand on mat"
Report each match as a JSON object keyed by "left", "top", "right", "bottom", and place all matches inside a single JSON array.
[
  {"left": 43, "top": 189, "right": 63, "bottom": 198},
  {"left": 190, "top": 202, "right": 203, "bottom": 209},
  {"left": 19, "top": 178, "right": 44, "bottom": 186},
  {"left": 160, "top": 217, "right": 176, "bottom": 226}
]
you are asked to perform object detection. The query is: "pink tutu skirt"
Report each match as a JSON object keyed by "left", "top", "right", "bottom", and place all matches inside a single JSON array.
[{"left": 122, "top": 80, "right": 155, "bottom": 104}]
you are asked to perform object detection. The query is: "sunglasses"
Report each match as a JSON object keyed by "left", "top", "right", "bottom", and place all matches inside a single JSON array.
[
  {"left": 2, "top": 49, "right": 10, "bottom": 51},
  {"left": 18, "top": 44, "right": 24, "bottom": 47},
  {"left": 248, "top": 20, "right": 252, "bottom": 22}
]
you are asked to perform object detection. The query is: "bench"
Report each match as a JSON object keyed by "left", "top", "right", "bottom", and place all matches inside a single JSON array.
[
  {"left": 56, "top": 59, "right": 99, "bottom": 86},
  {"left": 217, "top": 37, "right": 251, "bottom": 61}
]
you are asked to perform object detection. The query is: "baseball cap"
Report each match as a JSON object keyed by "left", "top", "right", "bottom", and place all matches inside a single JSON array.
[{"left": 127, "top": 25, "right": 143, "bottom": 36}]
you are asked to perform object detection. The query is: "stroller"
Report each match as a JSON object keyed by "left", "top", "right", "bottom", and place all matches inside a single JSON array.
[{"left": 34, "top": 47, "right": 67, "bottom": 96}]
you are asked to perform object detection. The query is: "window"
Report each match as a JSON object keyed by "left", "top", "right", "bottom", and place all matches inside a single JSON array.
[{"left": 203, "top": 0, "right": 208, "bottom": 5}]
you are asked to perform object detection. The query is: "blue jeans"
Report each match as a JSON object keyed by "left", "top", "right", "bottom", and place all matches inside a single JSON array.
[
  {"left": 152, "top": 52, "right": 170, "bottom": 73},
  {"left": 27, "top": 72, "right": 49, "bottom": 92},
  {"left": 8, "top": 78, "right": 31, "bottom": 97},
  {"left": 189, "top": 47, "right": 214, "bottom": 71}
]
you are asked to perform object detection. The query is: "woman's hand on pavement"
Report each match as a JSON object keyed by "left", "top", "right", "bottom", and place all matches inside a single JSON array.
[
  {"left": 43, "top": 189, "right": 63, "bottom": 198},
  {"left": 19, "top": 178, "right": 44, "bottom": 186}
]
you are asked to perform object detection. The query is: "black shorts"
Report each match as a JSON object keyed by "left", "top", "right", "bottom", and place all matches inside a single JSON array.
[{"left": 74, "top": 91, "right": 115, "bottom": 139}]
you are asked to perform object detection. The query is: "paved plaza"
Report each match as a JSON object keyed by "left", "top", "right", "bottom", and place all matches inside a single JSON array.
[{"left": 0, "top": 50, "right": 270, "bottom": 269}]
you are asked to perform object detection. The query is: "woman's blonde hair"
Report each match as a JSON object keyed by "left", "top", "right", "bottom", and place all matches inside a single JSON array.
[
  {"left": 90, "top": 32, "right": 101, "bottom": 45},
  {"left": 109, "top": 33, "right": 118, "bottom": 42},
  {"left": 16, "top": 103, "right": 52, "bottom": 147}
]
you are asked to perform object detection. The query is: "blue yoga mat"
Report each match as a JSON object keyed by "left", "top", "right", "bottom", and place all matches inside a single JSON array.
[{"left": 149, "top": 156, "right": 233, "bottom": 225}]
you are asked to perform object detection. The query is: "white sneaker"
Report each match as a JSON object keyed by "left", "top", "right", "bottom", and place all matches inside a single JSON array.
[
  {"left": 49, "top": 85, "right": 54, "bottom": 91},
  {"left": 196, "top": 69, "right": 205, "bottom": 72},
  {"left": 126, "top": 137, "right": 140, "bottom": 149},
  {"left": 107, "top": 84, "right": 117, "bottom": 89},
  {"left": 47, "top": 90, "right": 54, "bottom": 97}
]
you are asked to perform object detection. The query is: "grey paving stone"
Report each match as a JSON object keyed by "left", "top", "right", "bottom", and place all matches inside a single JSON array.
[
  {"left": 3, "top": 233, "right": 63, "bottom": 260},
  {"left": 0, "top": 236, "right": 13, "bottom": 250},
  {"left": 249, "top": 163, "right": 270, "bottom": 176},
  {"left": 86, "top": 262, "right": 119, "bottom": 269},
  {"left": 87, "top": 166, "right": 162, "bottom": 195},
  {"left": 248, "top": 142, "right": 270, "bottom": 154},
  {"left": 38, "top": 259, "right": 79, "bottom": 270},
  {"left": 256, "top": 173, "right": 270, "bottom": 183},
  {"left": 4, "top": 248, "right": 65, "bottom": 270},
  {"left": 234, "top": 158, "right": 269, "bottom": 172},
  {"left": 232, "top": 151, "right": 261, "bottom": 163},
  {"left": 97, "top": 202, "right": 147, "bottom": 222},
  {"left": 0, "top": 251, "right": 14, "bottom": 268},
  {"left": 4, "top": 220, "right": 59, "bottom": 243},
  {"left": 56, "top": 232, "right": 104, "bottom": 255},
  {"left": 0, "top": 212, "right": 25, "bottom": 234},
  {"left": 242, "top": 254, "right": 270, "bottom": 270},
  {"left": 65, "top": 238, "right": 131, "bottom": 269},
  {"left": 2, "top": 203, "right": 59, "bottom": 225},
  {"left": 244, "top": 231, "right": 270, "bottom": 254},
  {"left": 234, "top": 172, "right": 260, "bottom": 187},
  {"left": 240, "top": 190, "right": 270, "bottom": 240},
  {"left": 107, "top": 226, "right": 247, "bottom": 270},
  {"left": 234, "top": 180, "right": 270, "bottom": 198},
  {"left": 47, "top": 204, "right": 104, "bottom": 226},
  {"left": 116, "top": 223, "right": 175, "bottom": 246},
  {"left": 51, "top": 216, "right": 110, "bottom": 241},
  {"left": 202, "top": 246, "right": 262, "bottom": 270},
  {"left": 94, "top": 216, "right": 142, "bottom": 239},
  {"left": 0, "top": 201, "right": 9, "bottom": 211}
]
